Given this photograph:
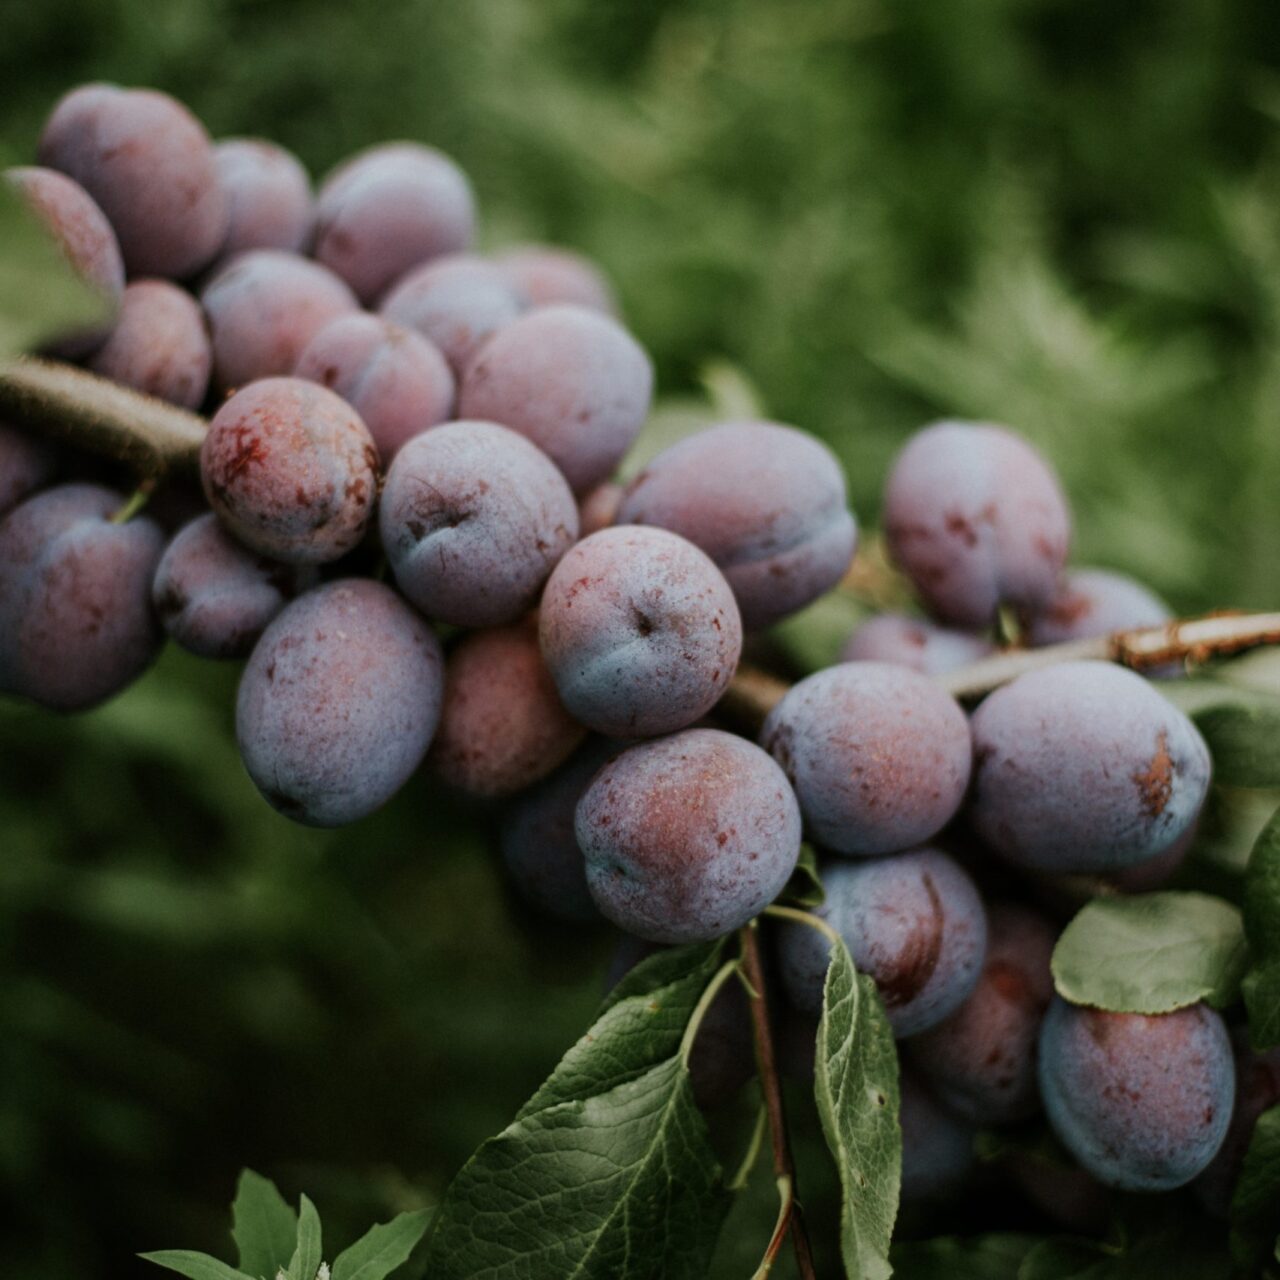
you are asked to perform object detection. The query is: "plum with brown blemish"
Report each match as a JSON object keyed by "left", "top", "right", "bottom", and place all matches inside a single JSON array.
[
  {"left": 294, "top": 312, "right": 454, "bottom": 461},
  {"left": 213, "top": 138, "right": 313, "bottom": 263},
  {"left": 200, "top": 249, "right": 358, "bottom": 390},
  {"left": 458, "top": 305, "right": 653, "bottom": 494},
  {"left": 200, "top": 376, "right": 379, "bottom": 565},
  {"left": 38, "top": 83, "right": 227, "bottom": 279},
  {"left": 499, "top": 738, "right": 620, "bottom": 923},
  {"left": 909, "top": 903, "right": 1056, "bottom": 1123},
  {"left": 539, "top": 526, "right": 742, "bottom": 738},
  {"left": 493, "top": 244, "right": 617, "bottom": 314},
  {"left": 6, "top": 166, "right": 124, "bottom": 357},
  {"left": 841, "top": 612, "right": 994, "bottom": 676},
  {"left": 883, "top": 420, "right": 1071, "bottom": 629},
  {"left": 969, "top": 661, "right": 1210, "bottom": 873},
  {"left": 429, "top": 617, "right": 586, "bottom": 797},
  {"left": 1038, "top": 998, "right": 1234, "bottom": 1191},
  {"left": 381, "top": 420, "right": 578, "bottom": 626},
  {"left": 576, "top": 728, "right": 801, "bottom": 943},
  {"left": 616, "top": 421, "right": 857, "bottom": 630},
  {"left": 776, "top": 848, "right": 987, "bottom": 1036},
  {"left": 380, "top": 253, "right": 525, "bottom": 375},
  {"left": 236, "top": 578, "right": 444, "bottom": 827},
  {"left": 0, "top": 426, "right": 55, "bottom": 516},
  {"left": 760, "top": 661, "right": 972, "bottom": 856},
  {"left": 313, "top": 142, "right": 475, "bottom": 305},
  {"left": 0, "top": 483, "right": 164, "bottom": 710},
  {"left": 88, "top": 279, "right": 211, "bottom": 408},
  {"left": 152, "top": 512, "right": 316, "bottom": 659}
]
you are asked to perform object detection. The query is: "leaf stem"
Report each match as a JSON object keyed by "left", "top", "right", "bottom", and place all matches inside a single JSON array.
[
  {"left": 727, "top": 1105, "right": 768, "bottom": 1192},
  {"left": 749, "top": 1175, "right": 794, "bottom": 1280},
  {"left": 764, "top": 904, "right": 841, "bottom": 949},
  {"left": 740, "top": 922, "right": 818, "bottom": 1280},
  {"left": 111, "top": 477, "right": 156, "bottom": 524},
  {"left": 722, "top": 610, "right": 1280, "bottom": 727},
  {"left": 679, "top": 956, "right": 741, "bottom": 1065}
]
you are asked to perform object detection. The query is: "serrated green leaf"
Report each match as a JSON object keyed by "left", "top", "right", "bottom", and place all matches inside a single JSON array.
[
  {"left": 523, "top": 939, "right": 725, "bottom": 1118},
  {"left": 0, "top": 180, "right": 114, "bottom": 357},
  {"left": 813, "top": 933, "right": 900, "bottom": 1280},
  {"left": 1193, "top": 699, "right": 1280, "bottom": 789},
  {"left": 1243, "top": 808, "right": 1280, "bottom": 1047},
  {"left": 1229, "top": 1105, "right": 1280, "bottom": 1270},
  {"left": 140, "top": 1251, "right": 252, "bottom": 1280},
  {"left": 422, "top": 1056, "right": 728, "bottom": 1280},
  {"left": 286, "top": 1196, "right": 322, "bottom": 1280},
  {"left": 890, "top": 1232, "right": 1038, "bottom": 1279},
  {"left": 780, "top": 843, "right": 824, "bottom": 908},
  {"left": 1051, "top": 892, "right": 1247, "bottom": 1014},
  {"left": 231, "top": 1170, "right": 298, "bottom": 1280},
  {"left": 331, "top": 1208, "right": 431, "bottom": 1280}
]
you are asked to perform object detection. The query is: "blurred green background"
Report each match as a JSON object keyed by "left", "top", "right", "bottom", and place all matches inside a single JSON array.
[{"left": 2, "top": 0, "right": 1280, "bottom": 1275}]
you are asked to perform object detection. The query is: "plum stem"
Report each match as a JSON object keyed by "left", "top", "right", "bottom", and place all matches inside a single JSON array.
[
  {"left": 740, "top": 921, "right": 817, "bottom": 1280},
  {"left": 722, "top": 610, "right": 1280, "bottom": 726},
  {"left": 0, "top": 356, "right": 206, "bottom": 478}
]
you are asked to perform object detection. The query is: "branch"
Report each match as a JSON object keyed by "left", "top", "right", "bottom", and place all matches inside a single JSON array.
[
  {"left": 0, "top": 356, "right": 205, "bottom": 478},
  {"left": 740, "top": 923, "right": 817, "bottom": 1280},
  {"left": 722, "top": 610, "right": 1280, "bottom": 728}
]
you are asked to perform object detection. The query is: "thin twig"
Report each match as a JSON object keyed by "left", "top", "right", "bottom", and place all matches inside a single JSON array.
[
  {"left": 0, "top": 356, "right": 206, "bottom": 478},
  {"left": 740, "top": 923, "right": 818, "bottom": 1280},
  {"left": 722, "top": 610, "right": 1280, "bottom": 728}
]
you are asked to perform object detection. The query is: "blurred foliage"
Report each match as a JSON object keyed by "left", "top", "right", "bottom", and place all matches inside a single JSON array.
[{"left": 2, "top": 0, "right": 1280, "bottom": 1275}]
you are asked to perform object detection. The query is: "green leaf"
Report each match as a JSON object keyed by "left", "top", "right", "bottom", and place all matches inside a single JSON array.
[
  {"left": 1051, "top": 892, "right": 1247, "bottom": 1014},
  {"left": 0, "top": 180, "right": 114, "bottom": 357},
  {"left": 1230, "top": 1105, "right": 1280, "bottom": 1269},
  {"left": 771, "top": 591, "right": 868, "bottom": 675},
  {"left": 1243, "top": 807, "right": 1280, "bottom": 1047},
  {"left": 331, "top": 1209, "right": 431, "bottom": 1280},
  {"left": 286, "top": 1196, "right": 322, "bottom": 1280},
  {"left": 780, "top": 843, "right": 824, "bottom": 908},
  {"left": 140, "top": 1252, "right": 251, "bottom": 1280},
  {"left": 422, "top": 1056, "right": 728, "bottom": 1279},
  {"left": 1017, "top": 1223, "right": 1232, "bottom": 1279},
  {"left": 890, "top": 1233, "right": 1039, "bottom": 1279},
  {"left": 813, "top": 932, "right": 900, "bottom": 1280},
  {"left": 231, "top": 1170, "right": 298, "bottom": 1280},
  {"left": 1193, "top": 699, "right": 1280, "bottom": 789},
  {"left": 524, "top": 939, "right": 725, "bottom": 1117}
]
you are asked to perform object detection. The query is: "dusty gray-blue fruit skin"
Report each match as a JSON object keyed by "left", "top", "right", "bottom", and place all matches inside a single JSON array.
[
  {"left": 576, "top": 728, "right": 801, "bottom": 944},
  {"left": 236, "top": 579, "right": 443, "bottom": 828},
  {"left": 1038, "top": 998, "right": 1235, "bottom": 1193},
  {"left": 841, "top": 612, "right": 993, "bottom": 676},
  {"left": 539, "top": 526, "right": 742, "bottom": 738},
  {"left": 899, "top": 1071, "right": 976, "bottom": 1204},
  {"left": 616, "top": 420, "right": 857, "bottom": 630},
  {"left": 380, "top": 419, "right": 578, "bottom": 628},
  {"left": 760, "top": 661, "right": 972, "bottom": 857},
  {"left": 213, "top": 138, "right": 314, "bottom": 263},
  {"left": 969, "top": 660, "right": 1211, "bottom": 873},
  {"left": 0, "top": 483, "right": 164, "bottom": 711},
  {"left": 883, "top": 419, "right": 1071, "bottom": 630},
  {"left": 0, "top": 425, "right": 55, "bottom": 517},
  {"left": 777, "top": 849, "right": 987, "bottom": 1038}
]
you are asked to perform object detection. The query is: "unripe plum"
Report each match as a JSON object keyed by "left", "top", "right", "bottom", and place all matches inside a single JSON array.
[
  {"left": 617, "top": 421, "right": 857, "bottom": 630},
  {"left": 293, "top": 312, "right": 454, "bottom": 461},
  {"left": 236, "top": 579, "right": 444, "bottom": 826},
  {"left": 458, "top": 305, "right": 653, "bottom": 493},
  {"left": 200, "top": 377, "right": 378, "bottom": 565},
  {"left": 760, "top": 662, "right": 971, "bottom": 856},
  {"left": 429, "top": 618, "right": 586, "bottom": 797},
  {"left": 38, "top": 83, "right": 227, "bottom": 279},
  {"left": 539, "top": 526, "right": 742, "bottom": 737},
  {"left": 1038, "top": 998, "right": 1234, "bottom": 1191},
  {"left": 777, "top": 849, "right": 987, "bottom": 1037},
  {"left": 88, "top": 279, "right": 211, "bottom": 408},
  {"left": 380, "top": 420, "right": 578, "bottom": 626},
  {"left": 883, "top": 421, "right": 1071, "bottom": 629},
  {"left": 0, "top": 483, "right": 164, "bottom": 710},
  {"left": 576, "top": 729, "right": 801, "bottom": 943},
  {"left": 969, "top": 661, "right": 1210, "bottom": 873}
]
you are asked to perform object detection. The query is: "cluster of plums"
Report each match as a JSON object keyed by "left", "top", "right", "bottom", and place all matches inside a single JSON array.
[{"left": 1, "top": 82, "right": 1273, "bottom": 1228}]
